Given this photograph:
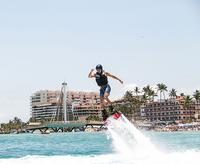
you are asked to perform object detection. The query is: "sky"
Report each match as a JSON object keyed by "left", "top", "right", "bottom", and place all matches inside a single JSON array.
[{"left": 0, "top": 0, "right": 199, "bottom": 122}]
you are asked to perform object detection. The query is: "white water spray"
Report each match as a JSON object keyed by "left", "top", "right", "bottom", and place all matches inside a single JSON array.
[
  {"left": 105, "top": 114, "right": 200, "bottom": 164},
  {"left": 106, "top": 114, "right": 158, "bottom": 159}
]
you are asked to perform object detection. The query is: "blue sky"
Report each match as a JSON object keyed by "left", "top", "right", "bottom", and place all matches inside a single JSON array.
[{"left": 0, "top": 0, "right": 199, "bottom": 122}]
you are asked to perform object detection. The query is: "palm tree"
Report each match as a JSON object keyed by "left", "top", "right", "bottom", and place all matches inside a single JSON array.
[
  {"left": 143, "top": 85, "right": 157, "bottom": 102},
  {"left": 8, "top": 120, "right": 13, "bottom": 131},
  {"left": 180, "top": 93, "right": 185, "bottom": 97},
  {"left": 168, "top": 88, "right": 177, "bottom": 120},
  {"left": 141, "top": 94, "right": 148, "bottom": 106},
  {"left": 143, "top": 85, "right": 151, "bottom": 94},
  {"left": 193, "top": 90, "right": 200, "bottom": 120},
  {"left": 169, "top": 88, "right": 177, "bottom": 99},
  {"left": 193, "top": 90, "right": 200, "bottom": 104},
  {"left": 13, "top": 117, "right": 21, "bottom": 124},
  {"left": 123, "top": 91, "right": 136, "bottom": 116},
  {"left": 124, "top": 91, "right": 134, "bottom": 102},
  {"left": 143, "top": 85, "right": 150, "bottom": 99},
  {"left": 157, "top": 83, "right": 168, "bottom": 101},
  {"left": 183, "top": 95, "right": 193, "bottom": 121},
  {"left": 29, "top": 117, "right": 36, "bottom": 123},
  {"left": 123, "top": 91, "right": 143, "bottom": 120},
  {"left": 134, "top": 87, "right": 140, "bottom": 97},
  {"left": 148, "top": 89, "right": 157, "bottom": 102}
]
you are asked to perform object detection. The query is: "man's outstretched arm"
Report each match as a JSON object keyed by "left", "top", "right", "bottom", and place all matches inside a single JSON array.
[
  {"left": 105, "top": 72, "right": 123, "bottom": 84},
  {"left": 88, "top": 69, "right": 95, "bottom": 78}
]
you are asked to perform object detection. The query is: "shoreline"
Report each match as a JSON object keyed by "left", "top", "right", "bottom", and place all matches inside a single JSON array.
[
  {"left": 2, "top": 120, "right": 200, "bottom": 134},
  {"left": 136, "top": 121, "right": 200, "bottom": 132}
]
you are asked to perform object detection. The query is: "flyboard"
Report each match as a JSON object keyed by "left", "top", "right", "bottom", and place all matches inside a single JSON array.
[{"left": 102, "top": 105, "right": 122, "bottom": 125}]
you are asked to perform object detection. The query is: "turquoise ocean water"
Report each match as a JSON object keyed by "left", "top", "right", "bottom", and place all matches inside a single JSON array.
[
  {"left": 1, "top": 115, "right": 200, "bottom": 164},
  {"left": 0, "top": 132, "right": 111, "bottom": 158},
  {"left": 0, "top": 131, "right": 200, "bottom": 163}
]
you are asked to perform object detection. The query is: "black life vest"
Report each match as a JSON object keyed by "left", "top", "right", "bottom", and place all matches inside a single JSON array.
[{"left": 95, "top": 72, "right": 108, "bottom": 86}]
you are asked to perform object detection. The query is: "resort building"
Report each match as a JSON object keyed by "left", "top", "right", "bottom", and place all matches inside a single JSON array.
[
  {"left": 31, "top": 90, "right": 101, "bottom": 122},
  {"left": 31, "top": 90, "right": 60, "bottom": 121},
  {"left": 69, "top": 91, "right": 102, "bottom": 121},
  {"left": 142, "top": 97, "right": 200, "bottom": 123}
]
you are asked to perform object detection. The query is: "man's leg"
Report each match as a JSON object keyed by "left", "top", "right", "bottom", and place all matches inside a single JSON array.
[
  {"left": 100, "top": 90, "right": 108, "bottom": 121},
  {"left": 100, "top": 96, "right": 105, "bottom": 108},
  {"left": 104, "top": 92, "right": 115, "bottom": 113},
  {"left": 104, "top": 84, "right": 112, "bottom": 105},
  {"left": 104, "top": 92, "right": 111, "bottom": 105}
]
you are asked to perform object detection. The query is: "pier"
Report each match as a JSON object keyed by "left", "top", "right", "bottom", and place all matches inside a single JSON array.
[{"left": 26, "top": 121, "right": 105, "bottom": 133}]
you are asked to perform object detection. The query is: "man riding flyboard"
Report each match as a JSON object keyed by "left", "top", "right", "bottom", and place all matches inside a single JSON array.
[{"left": 88, "top": 64, "right": 123, "bottom": 121}]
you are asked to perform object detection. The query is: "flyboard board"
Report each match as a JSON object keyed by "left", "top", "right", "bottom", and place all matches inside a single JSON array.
[{"left": 102, "top": 106, "right": 122, "bottom": 125}]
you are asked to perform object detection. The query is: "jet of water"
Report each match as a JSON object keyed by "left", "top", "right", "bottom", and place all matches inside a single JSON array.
[{"left": 106, "top": 114, "right": 158, "bottom": 158}]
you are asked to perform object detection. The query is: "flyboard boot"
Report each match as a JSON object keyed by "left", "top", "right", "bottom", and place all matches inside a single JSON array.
[{"left": 102, "top": 105, "right": 121, "bottom": 122}]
